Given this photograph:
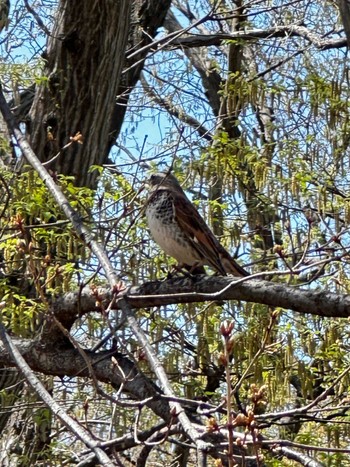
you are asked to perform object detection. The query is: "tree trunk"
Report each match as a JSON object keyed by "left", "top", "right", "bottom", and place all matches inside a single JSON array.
[
  {"left": 28, "top": 0, "right": 131, "bottom": 188},
  {"left": 27, "top": 0, "right": 171, "bottom": 189}
]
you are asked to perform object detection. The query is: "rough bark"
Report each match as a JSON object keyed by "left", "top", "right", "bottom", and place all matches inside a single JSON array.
[
  {"left": 338, "top": 0, "right": 350, "bottom": 47},
  {"left": 27, "top": 0, "right": 131, "bottom": 188},
  {"left": 26, "top": 0, "right": 171, "bottom": 189},
  {"left": 47, "top": 275, "right": 350, "bottom": 322}
]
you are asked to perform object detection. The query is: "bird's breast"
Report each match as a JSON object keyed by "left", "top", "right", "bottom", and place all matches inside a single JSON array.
[{"left": 146, "top": 191, "right": 201, "bottom": 264}]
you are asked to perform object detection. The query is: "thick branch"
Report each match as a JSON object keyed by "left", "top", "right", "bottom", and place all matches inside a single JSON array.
[
  {"left": 163, "top": 25, "right": 346, "bottom": 50},
  {"left": 0, "top": 335, "right": 173, "bottom": 422},
  {"left": 49, "top": 275, "right": 350, "bottom": 324},
  {"left": 127, "top": 275, "right": 350, "bottom": 318}
]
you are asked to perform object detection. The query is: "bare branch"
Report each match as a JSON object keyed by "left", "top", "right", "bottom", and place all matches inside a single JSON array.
[
  {"left": 0, "top": 323, "right": 115, "bottom": 466},
  {"left": 118, "top": 297, "right": 213, "bottom": 461},
  {"left": 162, "top": 24, "right": 346, "bottom": 50},
  {"left": 48, "top": 272, "right": 350, "bottom": 326},
  {"left": 140, "top": 73, "right": 213, "bottom": 141},
  {"left": 125, "top": 274, "right": 350, "bottom": 319}
]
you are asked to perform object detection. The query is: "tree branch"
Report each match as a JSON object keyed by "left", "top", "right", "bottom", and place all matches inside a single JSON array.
[
  {"left": 163, "top": 24, "right": 347, "bottom": 50},
  {"left": 0, "top": 335, "right": 175, "bottom": 421},
  {"left": 0, "top": 323, "right": 115, "bottom": 466},
  {"left": 118, "top": 297, "right": 213, "bottom": 462},
  {"left": 46, "top": 273, "right": 350, "bottom": 333},
  {"left": 140, "top": 72, "right": 213, "bottom": 141}
]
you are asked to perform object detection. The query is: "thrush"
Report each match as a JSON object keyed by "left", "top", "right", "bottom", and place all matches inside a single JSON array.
[{"left": 145, "top": 172, "right": 249, "bottom": 276}]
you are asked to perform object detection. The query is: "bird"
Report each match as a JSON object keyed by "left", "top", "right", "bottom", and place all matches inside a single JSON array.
[{"left": 145, "top": 172, "right": 249, "bottom": 276}]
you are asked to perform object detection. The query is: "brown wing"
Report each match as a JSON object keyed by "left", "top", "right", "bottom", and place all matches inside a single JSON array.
[{"left": 171, "top": 191, "right": 248, "bottom": 276}]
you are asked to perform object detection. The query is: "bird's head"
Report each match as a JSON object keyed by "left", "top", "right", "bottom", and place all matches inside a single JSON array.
[{"left": 147, "top": 172, "right": 183, "bottom": 193}]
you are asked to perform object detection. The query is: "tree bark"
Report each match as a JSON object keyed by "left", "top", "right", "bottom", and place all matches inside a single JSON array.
[
  {"left": 27, "top": 0, "right": 171, "bottom": 189},
  {"left": 338, "top": 0, "right": 350, "bottom": 47},
  {"left": 27, "top": 0, "right": 131, "bottom": 187}
]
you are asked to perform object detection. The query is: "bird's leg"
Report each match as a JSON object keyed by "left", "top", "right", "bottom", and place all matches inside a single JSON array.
[
  {"left": 174, "top": 262, "right": 207, "bottom": 276},
  {"left": 172, "top": 263, "right": 192, "bottom": 277},
  {"left": 160, "top": 263, "right": 206, "bottom": 280},
  {"left": 162, "top": 264, "right": 190, "bottom": 279},
  {"left": 187, "top": 262, "right": 207, "bottom": 275}
]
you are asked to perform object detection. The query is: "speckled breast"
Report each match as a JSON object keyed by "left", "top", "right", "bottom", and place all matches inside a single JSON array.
[{"left": 146, "top": 190, "right": 201, "bottom": 265}]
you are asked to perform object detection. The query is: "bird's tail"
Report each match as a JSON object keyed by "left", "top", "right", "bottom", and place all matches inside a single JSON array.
[{"left": 220, "top": 252, "right": 249, "bottom": 277}]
